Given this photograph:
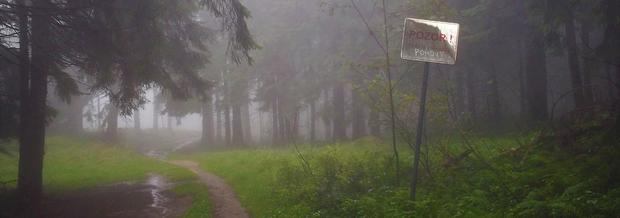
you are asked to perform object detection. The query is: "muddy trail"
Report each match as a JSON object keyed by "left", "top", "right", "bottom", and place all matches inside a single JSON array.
[
  {"left": 170, "top": 160, "right": 249, "bottom": 218},
  {"left": 42, "top": 174, "right": 190, "bottom": 218},
  {"left": 40, "top": 137, "right": 248, "bottom": 218}
]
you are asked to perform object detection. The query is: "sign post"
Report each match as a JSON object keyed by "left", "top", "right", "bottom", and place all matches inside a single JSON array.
[{"left": 400, "top": 18, "right": 459, "bottom": 200}]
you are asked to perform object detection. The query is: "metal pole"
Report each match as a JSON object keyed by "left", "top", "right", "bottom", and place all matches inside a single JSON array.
[{"left": 411, "top": 62, "right": 431, "bottom": 200}]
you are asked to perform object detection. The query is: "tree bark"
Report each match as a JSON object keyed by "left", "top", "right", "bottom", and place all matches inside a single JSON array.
[
  {"left": 106, "top": 104, "right": 119, "bottom": 139},
  {"left": 332, "top": 82, "right": 346, "bottom": 140},
  {"left": 272, "top": 94, "right": 279, "bottom": 144},
  {"left": 368, "top": 107, "right": 381, "bottom": 137},
  {"left": 564, "top": 8, "right": 586, "bottom": 109},
  {"left": 525, "top": 27, "right": 549, "bottom": 122},
  {"left": 18, "top": 0, "right": 52, "bottom": 211},
  {"left": 153, "top": 90, "right": 160, "bottom": 130},
  {"left": 242, "top": 97, "right": 252, "bottom": 144},
  {"left": 581, "top": 23, "right": 595, "bottom": 105},
  {"left": 351, "top": 87, "right": 366, "bottom": 139},
  {"left": 202, "top": 97, "right": 214, "bottom": 145},
  {"left": 466, "top": 67, "right": 477, "bottom": 121},
  {"left": 133, "top": 108, "right": 140, "bottom": 130},
  {"left": 232, "top": 101, "right": 244, "bottom": 146},
  {"left": 224, "top": 103, "right": 231, "bottom": 146},
  {"left": 455, "top": 70, "right": 466, "bottom": 120},
  {"left": 215, "top": 91, "right": 222, "bottom": 144},
  {"left": 309, "top": 99, "right": 316, "bottom": 141}
]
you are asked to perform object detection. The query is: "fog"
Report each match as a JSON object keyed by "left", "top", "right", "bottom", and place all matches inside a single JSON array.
[{"left": 1, "top": 0, "right": 619, "bottom": 217}]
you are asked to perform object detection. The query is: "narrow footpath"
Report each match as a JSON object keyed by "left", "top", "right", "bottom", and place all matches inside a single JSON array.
[{"left": 169, "top": 160, "right": 249, "bottom": 218}]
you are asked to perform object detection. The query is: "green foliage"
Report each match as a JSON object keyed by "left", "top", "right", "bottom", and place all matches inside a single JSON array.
[{"left": 177, "top": 130, "right": 620, "bottom": 217}]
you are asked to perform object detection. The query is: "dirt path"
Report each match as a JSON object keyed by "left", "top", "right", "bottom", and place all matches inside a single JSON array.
[{"left": 169, "top": 160, "right": 249, "bottom": 218}]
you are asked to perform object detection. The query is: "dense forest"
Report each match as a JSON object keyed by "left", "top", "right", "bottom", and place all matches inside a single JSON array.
[{"left": 0, "top": 0, "right": 619, "bottom": 217}]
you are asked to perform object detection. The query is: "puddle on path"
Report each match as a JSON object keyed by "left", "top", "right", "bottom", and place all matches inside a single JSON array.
[{"left": 41, "top": 174, "right": 190, "bottom": 218}]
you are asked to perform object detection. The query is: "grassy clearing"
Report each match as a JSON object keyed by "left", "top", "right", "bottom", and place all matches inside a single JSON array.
[
  {"left": 173, "top": 132, "right": 620, "bottom": 217},
  {"left": 0, "top": 136, "right": 195, "bottom": 193},
  {"left": 172, "top": 182, "right": 213, "bottom": 218}
]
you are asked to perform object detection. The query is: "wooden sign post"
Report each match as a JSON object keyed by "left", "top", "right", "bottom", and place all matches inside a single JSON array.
[{"left": 400, "top": 18, "right": 460, "bottom": 200}]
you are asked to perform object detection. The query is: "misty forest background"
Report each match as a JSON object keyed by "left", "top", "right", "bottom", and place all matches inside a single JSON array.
[{"left": 1, "top": 0, "right": 620, "bottom": 217}]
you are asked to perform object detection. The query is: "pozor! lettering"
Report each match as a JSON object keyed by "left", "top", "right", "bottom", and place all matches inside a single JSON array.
[{"left": 406, "top": 31, "right": 454, "bottom": 43}]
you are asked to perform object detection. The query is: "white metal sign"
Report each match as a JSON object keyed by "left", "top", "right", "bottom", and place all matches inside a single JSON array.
[{"left": 400, "top": 18, "right": 460, "bottom": 65}]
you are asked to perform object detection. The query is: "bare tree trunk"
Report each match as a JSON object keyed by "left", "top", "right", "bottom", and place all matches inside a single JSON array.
[
  {"left": 581, "top": 23, "right": 595, "bottom": 105},
  {"left": 322, "top": 89, "right": 332, "bottom": 140},
  {"left": 272, "top": 95, "right": 279, "bottom": 144},
  {"left": 309, "top": 99, "right": 316, "bottom": 141},
  {"left": 232, "top": 101, "right": 244, "bottom": 146},
  {"left": 242, "top": 98, "right": 252, "bottom": 144},
  {"left": 202, "top": 97, "right": 214, "bottom": 145},
  {"left": 565, "top": 7, "right": 586, "bottom": 109},
  {"left": 525, "top": 27, "right": 549, "bottom": 122},
  {"left": 215, "top": 91, "right": 222, "bottom": 144},
  {"left": 518, "top": 40, "right": 528, "bottom": 116},
  {"left": 133, "top": 109, "right": 140, "bottom": 130},
  {"left": 466, "top": 68, "right": 477, "bottom": 121},
  {"left": 486, "top": 62, "right": 501, "bottom": 126},
  {"left": 455, "top": 70, "right": 466, "bottom": 120},
  {"left": 106, "top": 104, "right": 119, "bottom": 139},
  {"left": 153, "top": 90, "right": 160, "bottom": 130},
  {"left": 16, "top": 0, "right": 36, "bottom": 212},
  {"left": 18, "top": 0, "right": 52, "bottom": 211},
  {"left": 332, "top": 83, "right": 346, "bottom": 140},
  {"left": 368, "top": 107, "right": 381, "bottom": 137},
  {"left": 224, "top": 104, "right": 231, "bottom": 146},
  {"left": 351, "top": 87, "right": 366, "bottom": 139},
  {"left": 167, "top": 115, "right": 172, "bottom": 130},
  {"left": 68, "top": 95, "right": 89, "bottom": 133}
]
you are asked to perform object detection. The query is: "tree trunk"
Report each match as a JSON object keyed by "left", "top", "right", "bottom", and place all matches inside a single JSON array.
[
  {"left": 332, "top": 83, "right": 346, "bottom": 140},
  {"left": 309, "top": 99, "right": 316, "bottom": 141},
  {"left": 215, "top": 91, "right": 222, "bottom": 144},
  {"left": 167, "top": 115, "right": 172, "bottom": 130},
  {"left": 322, "top": 89, "right": 333, "bottom": 140},
  {"left": 67, "top": 95, "right": 88, "bottom": 133},
  {"left": 272, "top": 95, "right": 279, "bottom": 144},
  {"left": 455, "top": 70, "right": 466, "bottom": 120},
  {"left": 224, "top": 104, "right": 231, "bottom": 146},
  {"left": 486, "top": 62, "right": 501, "bottom": 126},
  {"left": 581, "top": 23, "right": 595, "bottom": 105},
  {"left": 153, "top": 90, "right": 160, "bottom": 130},
  {"left": 18, "top": 0, "right": 51, "bottom": 211},
  {"left": 232, "top": 102, "right": 244, "bottom": 146},
  {"left": 16, "top": 0, "right": 34, "bottom": 212},
  {"left": 133, "top": 109, "right": 141, "bottom": 130},
  {"left": 106, "top": 104, "right": 119, "bottom": 139},
  {"left": 466, "top": 68, "right": 477, "bottom": 121},
  {"left": 242, "top": 98, "right": 252, "bottom": 144},
  {"left": 202, "top": 97, "right": 214, "bottom": 145},
  {"left": 564, "top": 8, "right": 586, "bottom": 109},
  {"left": 368, "top": 107, "right": 381, "bottom": 137},
  {"left": 525, "top": 27, "right": 549, "bottom": 122},
  {"left": 518, "top": 40, "right": 528, "bottom": 116},
  {"left": 351, "top": 87, "right": 366, "bottom": 139}
]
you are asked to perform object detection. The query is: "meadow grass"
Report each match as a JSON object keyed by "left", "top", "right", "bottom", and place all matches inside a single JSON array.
[
  {"left": 172, "top": 182, "right": 213, "bottom": 218},
  {"left": 172, "top": 132, "right": 620, "bottom": 217},
  {"left": 0, "top": 135, "right": 195, "bottom": 194}
]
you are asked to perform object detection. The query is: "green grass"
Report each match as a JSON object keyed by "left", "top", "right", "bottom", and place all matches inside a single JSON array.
[
  {"left": 173, "top": 182, "right": 213, "bottom": 218},
  {"left": 0, "top": 136, "right": 195, "bottom": 193},
  {"left": 172, "top": 149, "right": 291, "bottom": 217},
  {"left": 173, "top": 132, "right": 620, "bottom": 217}
]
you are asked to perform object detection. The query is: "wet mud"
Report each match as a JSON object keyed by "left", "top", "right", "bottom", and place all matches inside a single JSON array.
[{"left": 41, "top": 174, "right": 190, "bottom": 218}]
